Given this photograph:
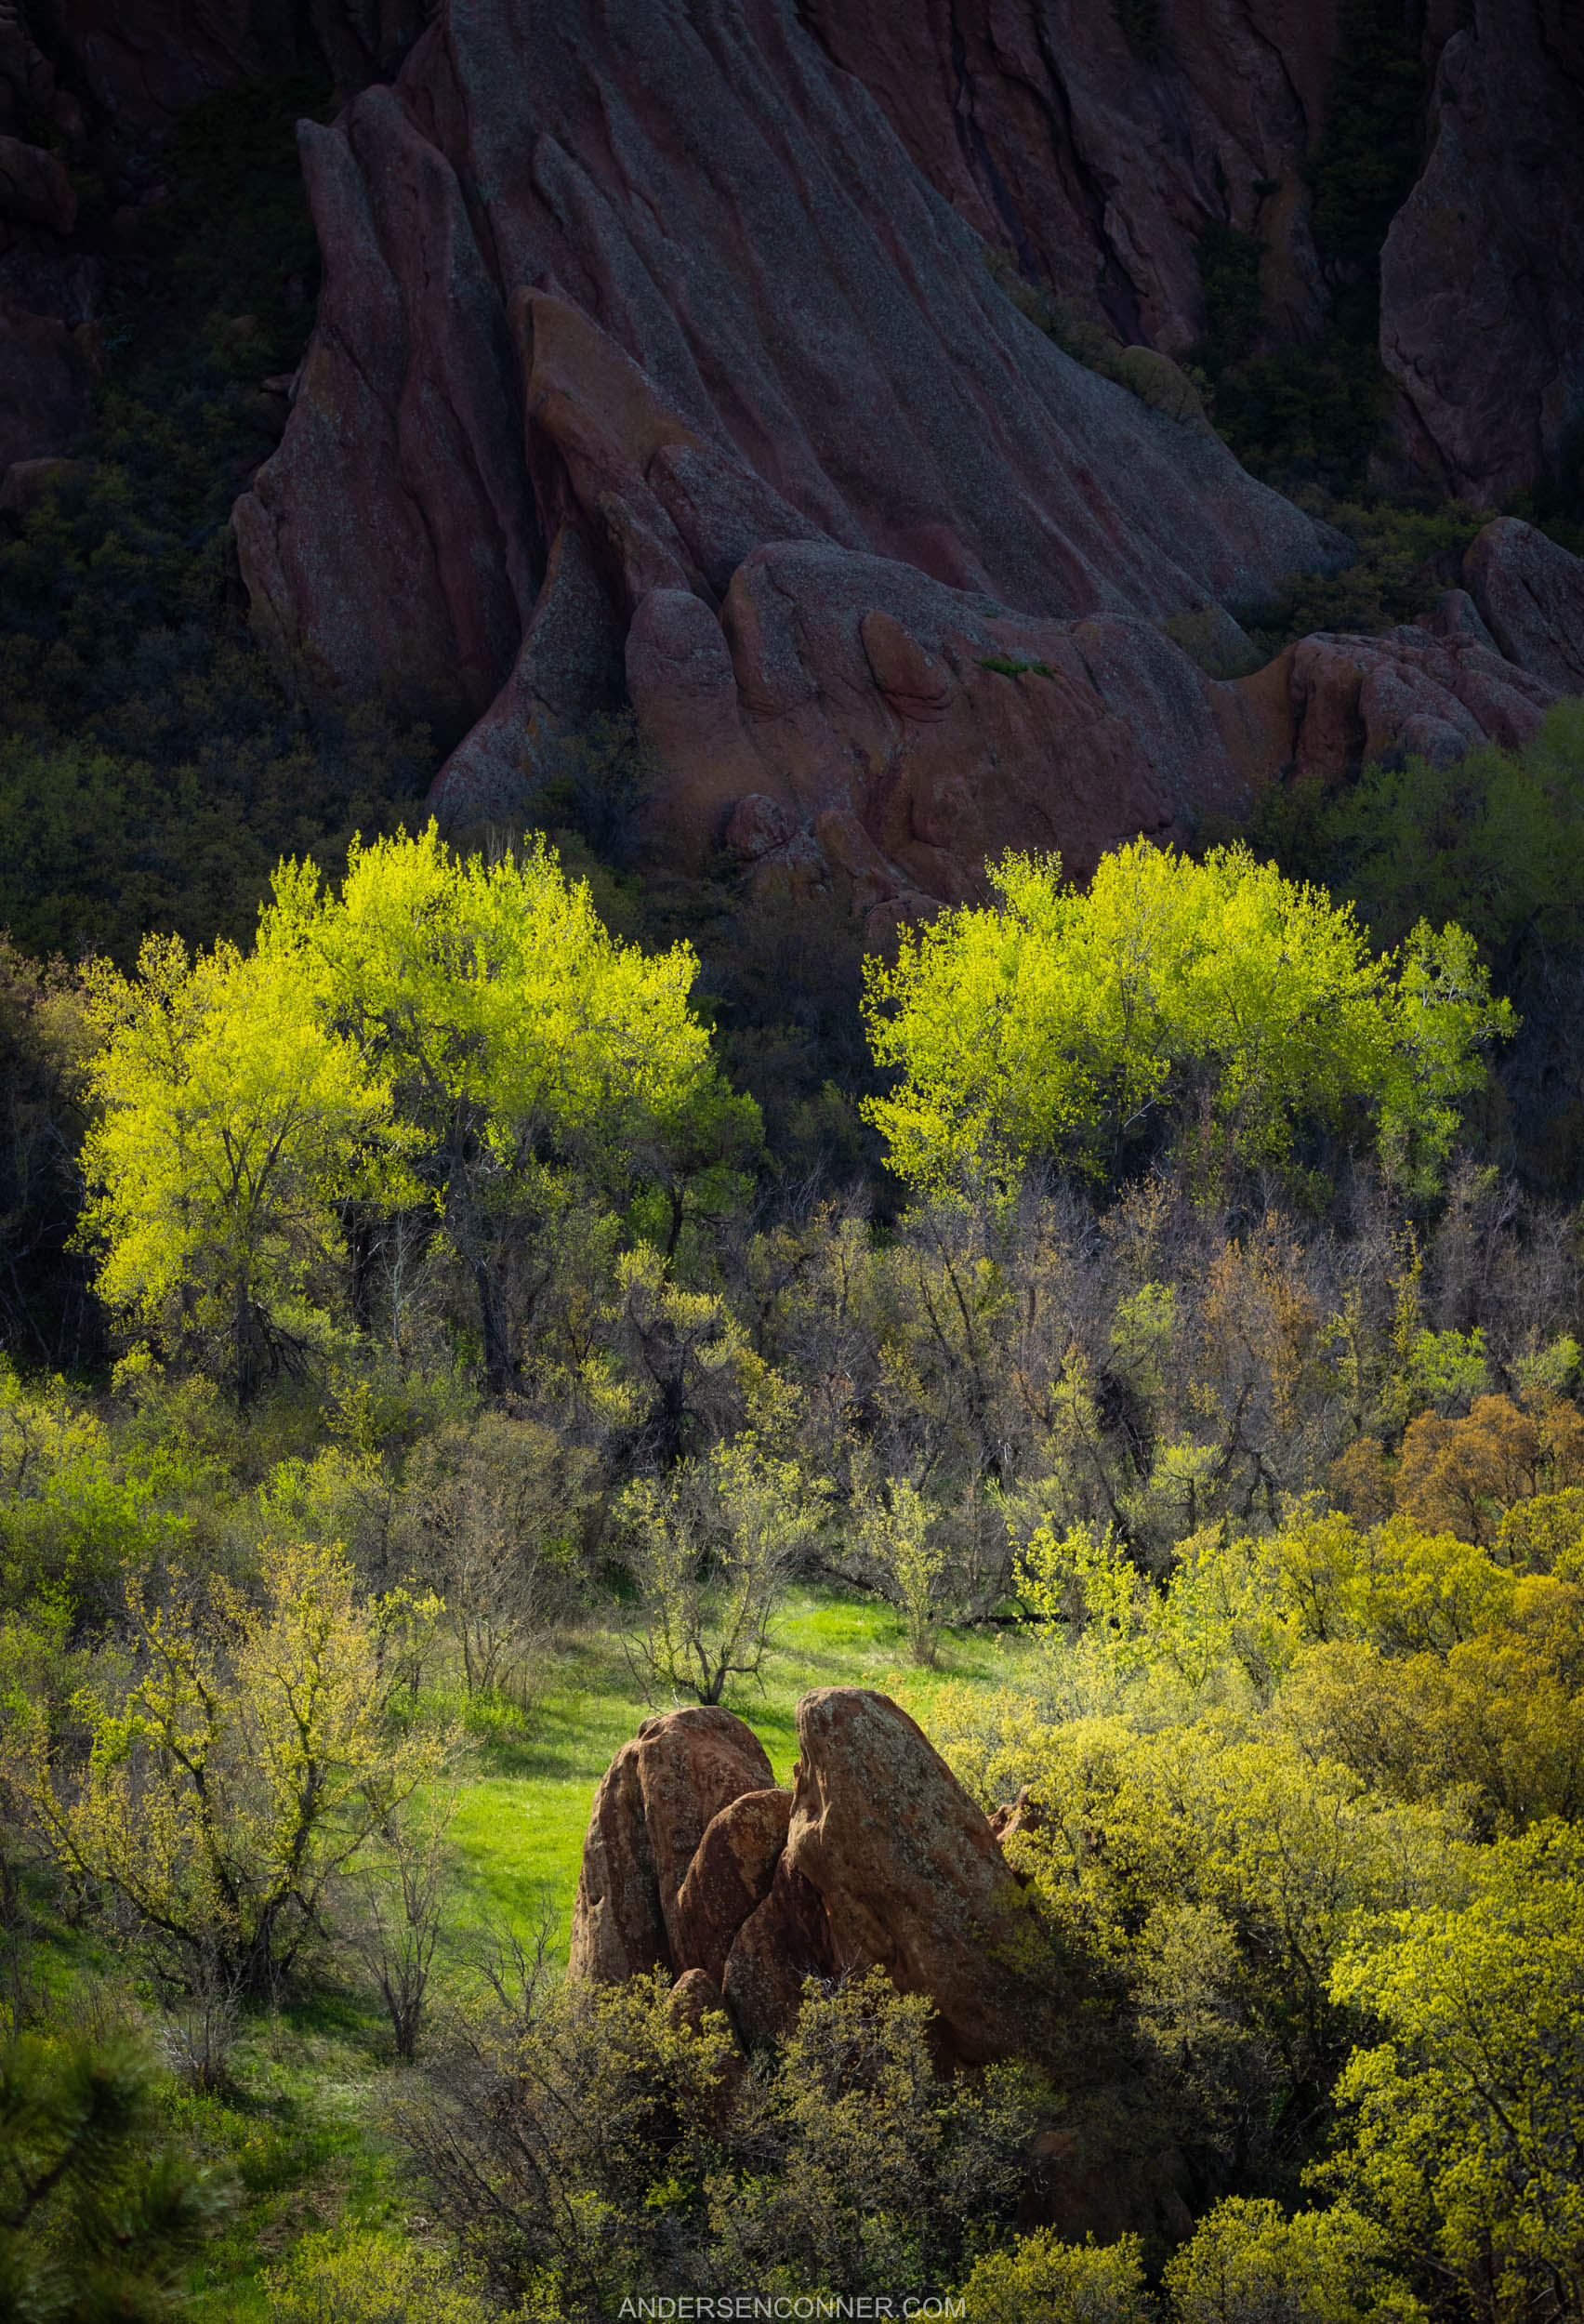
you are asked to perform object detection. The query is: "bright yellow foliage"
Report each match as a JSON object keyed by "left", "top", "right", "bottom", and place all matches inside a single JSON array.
[
  {"left": 261, "top": 2226, "right": 497, "bottom": 2323},
  {"left": 1329, "top": 1823, "right": 1584, "bottom": 2318},
  {"left": 957, "top": 2227, "right": 1150, "bottom": 2321},
  {"left": 1163, "top": 2197, "right": 1424, "bottom": 2322},
  {"left": 863, "top": 840, "right": 1510, "bottom": 1194},
  {"left": 78, "top": 931, "right": 400, "bottom": 1399},
  {"left": 264, "top": 825, "right": 719, "bottom": 1171}
]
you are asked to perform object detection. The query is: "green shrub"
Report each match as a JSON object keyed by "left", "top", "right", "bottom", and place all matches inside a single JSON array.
[
  {"left": 1230, "top": 497, "right": 1498, "bottom": 659},
  {"left": 262, "top": 2226, "right": 493, "bottom": 2323},
  {"left": 960, "top": 2228, "right": 1152, "bottom": 2322},
  {"left": 980, "top": 655, "right": 1055, "bottom": 680},
  {"left": 1163, "top": 2198, "right": 1422, "bottom": 2323}
]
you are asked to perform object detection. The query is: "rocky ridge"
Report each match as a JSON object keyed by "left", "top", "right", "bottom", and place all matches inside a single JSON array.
[
  {"left": 224, "top": 0, "right": 1584, "bottom": 914},
  {"left": 3, "top": 0, "right": 1582, "bottom": 910}
]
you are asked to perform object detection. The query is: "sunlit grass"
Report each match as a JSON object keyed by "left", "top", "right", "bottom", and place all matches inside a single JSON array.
[
  {"left": 442, "top": 1585, "right": 1036, "bottom": 1951},
  {"left": 69, "top": 1581, "right": 1033, "bottom": 2318}
]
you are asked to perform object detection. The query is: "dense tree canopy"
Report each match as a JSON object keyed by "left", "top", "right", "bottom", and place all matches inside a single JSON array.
[
  {"left": 1330, "top": 1821, "right": 1584, "bottom": 2319},
  {"left": 264, "top": 827, "right": 759, "bottom": 1387},
  {"left": 78, "top": 931, "right": 397, "bottom": 1406},
  {"left": 75, "top": 828, "right": 759, "bottom": 1400},
  {"left": 863, "top": 841, "right": 1511, "bottom": 1197}
]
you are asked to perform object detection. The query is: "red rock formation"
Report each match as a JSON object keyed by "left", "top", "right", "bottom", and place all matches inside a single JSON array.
[
  {"left": 814, "top": 1, "right": 1584, "bottom": 510},
  {"left": 0, "top": 0, "right": 68, "bottom": 143},
  {"left": 1, "top": 0, "right": 1564, "bottom": 891},
  {"left": 9, "top": 0, "right": 423, "bottom": 136},
  {"left": 232, "top": 0, "right": 1340, "bottom": 766},
  {"left": 800, "top": 0, "right": 1340, "bottom": 355},
  {"left": 441, "top": 498, "right": 1578, "bottom": 931},
  {"left": 666, "top": 1964, "right": 727, "bottom": 2035},
  {"left": 1461, "top": 518, "right": 1584, "bottom": 697},
  {"left": 231, "top": 0, "right": 1584, "bottom": 905},
  {"left": 570, "top": 1688, "right": 1064, "bottom": 2067},
  {"left": 719, "top": 1854, "right": 838, "bottom": 2052},
  {"left": 1381, "top": 1, "right": 1584, "bottom": 506},
  {"left": 564, "top": 1723, "right": 664, "bottom": 1986},
  {"left": 671, "top": 1786, "right": 792, "bottom": 1991},
  {"left": 34, "top": 0, "right": 296, "bottom": 135},
  {"left": 566, "top": 1705, "right": 773, "bottom": 1984},
  {"left": 640, "top": 1710, "right": 776, "bottom": 1956},
  {"left": 787, "top": 1687, "right": 1067, "bottom": 2068}
]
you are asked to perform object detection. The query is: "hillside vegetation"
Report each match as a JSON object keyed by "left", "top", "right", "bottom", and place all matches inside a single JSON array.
[
  {"left": 3, "top": 8, "right": 1584, "bottom": 2317},
  {"left": 1, "top": 808, "right": 1584, "bottom": 2318}
]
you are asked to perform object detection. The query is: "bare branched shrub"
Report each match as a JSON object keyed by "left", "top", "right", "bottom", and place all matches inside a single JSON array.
[
  {"left": 158, "top": 1948, "right": 244, "bottom": 2093},
  {"left": 620, "top": 1438, "right": 825, "bottom": 1705},
  {"left": 398, "top": 1414, "right": 593, "bottom": 1705},
  {"left": 344, "top": 1794, "right": 459, "bottom": 2065}
]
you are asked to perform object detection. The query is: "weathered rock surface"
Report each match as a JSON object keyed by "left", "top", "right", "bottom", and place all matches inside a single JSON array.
[
  {"left": 801, "top": 0, "right": 1340, "bottom": 356},
  {"left": 1274, "top": 517, "right": 1584, "bottom": 781},
  {"left": 566, "top": 1706, "right": 773, "bottom": 1984},
  {"left": 814, "top": 0, "right": 1584, "bottom": 510},
  {"left": 672, "top": 1786, "right": 792, "bottom": 1991},
  {"left": 0, "top": 0, "right": 67, "bottom": 143},
  {"left": 570, "top": 1688, "right": 1063, "bottom": 2067},
  {"left": 234, "top": 0, "right": 1340, "bottom": 771},
  {"left": 0, "top": 0, "right": 1570, "bottom": 893},
  {"left": 787, "top": 1687, "right": 1067, "bottom": 2068},
  {"left": 34, "top": 0, "right": 296, "bottom": 135},
  {"left": 565, "top": 1724, "right": 663, "bottom": 1987},
  {"left": 639, "top": 1709, "right": 775, "bottom": 1955},
  {"left": 231, "top": 0, "right": 1584, "bottom": 904},
  {"left": 0, "top": 133, "right": 74, "bottom": 233},
  {"left": 719, "top": 1855, "right": 838, "bottom": 2052},
  {"left": 0, "top": 293, "right": 88, "bottom": 469},
  {"left": 1381, "top": 1, "right": 1584, "bottom": 506},
  {"left": 1285, "top": 623, "right": 1555, "bottom": 777},
  {"left": 1461, "top": 518, "right": 1584, "bottom": 696},
  {"left": 442, "top": 499, "right": 1578, "bottom": 925},
  {"left": 0, "top": 450, "right": 78, "bottom": 516}
]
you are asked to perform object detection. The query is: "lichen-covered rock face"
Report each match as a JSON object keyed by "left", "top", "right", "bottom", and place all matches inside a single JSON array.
[
  {"left": 786, "top": 1687, "right": 1068, "bottom": 2069},
  {"left": 565, "top": 1706, "right": 772, "bottom": 1986}
]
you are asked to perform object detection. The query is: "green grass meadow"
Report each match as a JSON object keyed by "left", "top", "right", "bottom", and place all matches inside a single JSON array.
[
  {"left": 157, "top": 1585, "right": 1032, "bottom": 2317},
  {"left": 446, "top": 1586, "right": 1032, "bottom": 1944}
]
